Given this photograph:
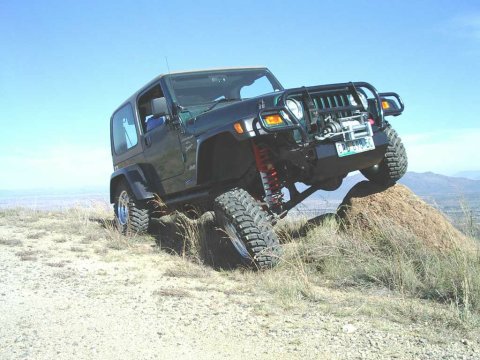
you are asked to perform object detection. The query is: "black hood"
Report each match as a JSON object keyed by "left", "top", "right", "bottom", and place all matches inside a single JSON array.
[{"left": 188, "top": 92, "right": 280, "bottom": 135}]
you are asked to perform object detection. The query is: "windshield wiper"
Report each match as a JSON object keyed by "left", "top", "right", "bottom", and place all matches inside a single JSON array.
[{"left": 203, "top": 98, "right": 240, "bottom": 113}]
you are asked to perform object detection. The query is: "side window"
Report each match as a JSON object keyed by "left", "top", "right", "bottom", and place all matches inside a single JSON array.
[
  {"left": 137, "top": 84, "right": 166, "bottom": 132},
  {"left": 112, "top": 103, "right": 138, "bottom": 155}
]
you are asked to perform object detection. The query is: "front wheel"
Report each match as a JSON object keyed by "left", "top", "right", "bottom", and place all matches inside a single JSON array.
[
  {"left": 114, "top": 181, "right": 150, "bottom": 235},
  {"left": 214, "top": 188, "right": 281, "bottom": 270},
  {"left": 361, "top": 123, "right": 408, "bottom": 186}
]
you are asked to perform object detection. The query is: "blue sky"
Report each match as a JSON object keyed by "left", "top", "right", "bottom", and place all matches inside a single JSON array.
[{"left": 1, "top": 0, "right": 479, "bottom": 190}]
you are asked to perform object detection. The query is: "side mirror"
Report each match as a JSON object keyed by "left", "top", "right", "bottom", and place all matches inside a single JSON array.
[{"left": 151, "top": 97, "right": 168, "bottom": 117}]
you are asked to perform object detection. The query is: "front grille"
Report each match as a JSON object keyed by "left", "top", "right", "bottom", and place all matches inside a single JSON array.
[
  {"left": 276, "top": 82, "right": 381, "bottom": 144},
  {"left": 310, "top": 91, "right": 353, "bottom": 120}
]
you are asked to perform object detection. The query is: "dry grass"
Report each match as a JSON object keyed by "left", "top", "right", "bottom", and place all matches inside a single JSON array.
[
  {"left": 2, "top": 204, "right": 479, "bottom": 329},
  {"left": 151, "top": 211, "right": 224, "bottom": 268},
  {"left": 69, "top": 246, "right": 86, "bottom": 253},
  {"left": 26, "top": 230, "right": 47, "bottom": 239},
  {"left": 0, "top": 237, "right": 23, "bottom": 247},
  {"left": 163, "top": 262, "right": 210, "bottom": 279},
  {"left": 0, "top": 206, "right": 156, "bottom": 261},
  {"left": 54, "top": 269, "right": 77, "bottom": 279},
  {"left": 15, "top": 249, "right": 39, "bottom": 261},
  {"left": 80, "top": 231, "right": 99, "bottom": 244},
  {"left": 45, "top": 261, "right": 67, "bottom": 268},
  {"left": 0, "top": 207, "right": 41, "bottom": 226},
  {"left": 254, "top": 214, "right": 480, "bottom": 327},
  {"left": 53, "top": 235, "right": 69, "bottom": 243},
  {"left": 100, "top": 217, "right": 155, "bottom": 252},
  {"left": 152, "top": 288, "right": 192, "bottom": 298},
  {"left": 459, "top": 200, "right": 480, "bottom": 240},
  {"left": 94, "top": 247, "right": 109, "bottom": 255}
]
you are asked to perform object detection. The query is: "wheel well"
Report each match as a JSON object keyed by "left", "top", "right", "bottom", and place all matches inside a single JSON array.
[
  {"left": 110, "top": 175, "right": 126, "bottom": 203},
  {"left": 197, "top": 133, "right": 254, "bottom": 186},
  {"left": 110, "top": 165, "right": 155, "bottom": 204}
]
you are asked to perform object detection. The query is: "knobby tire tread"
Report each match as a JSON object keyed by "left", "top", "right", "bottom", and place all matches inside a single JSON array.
[
  {"left": 361, "top": 123, "right": 408, "bottom": 186},
  {"left": 114, "top": 181, "right": 150, "bottom": 235},
  {"left": 214, "top": 188, "right": 281, "bottom": 269}
]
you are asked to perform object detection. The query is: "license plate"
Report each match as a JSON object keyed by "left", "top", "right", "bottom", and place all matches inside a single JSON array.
[{"left": 335, "top": 136, "right": 375, "bottom": 157}]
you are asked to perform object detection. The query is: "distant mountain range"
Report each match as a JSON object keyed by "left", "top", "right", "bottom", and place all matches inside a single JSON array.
[
  {"left": 400, "top": 172, "right": 480, "bottom": 195},
  {"left": 0, "top": 186, "right": 109, "bottom": 210},
  {"left": 1, "top": 172, "right": 480, "bottom": 211},
  {"left": 454, "top": 171, "right": 480, "bottom": 180},
  {"left": 306, "top": 171, "right": 480, "bottom": 202}
]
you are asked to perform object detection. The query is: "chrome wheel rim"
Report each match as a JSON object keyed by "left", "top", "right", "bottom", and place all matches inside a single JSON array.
[
  {"left": 224, "top": 222, "right": 249, "bottom": 259},
  {"left": 117, "top": 191, "right": 130, "bottom": 226}
]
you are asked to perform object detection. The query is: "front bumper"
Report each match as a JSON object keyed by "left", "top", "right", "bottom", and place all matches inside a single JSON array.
[{"left": 311, "top": 130, "right": 389, "bottom": 181}]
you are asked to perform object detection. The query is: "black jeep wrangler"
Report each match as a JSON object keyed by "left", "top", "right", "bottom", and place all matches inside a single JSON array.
[{"left": 109, "top": 67, "right": 407, "bottom": 269}]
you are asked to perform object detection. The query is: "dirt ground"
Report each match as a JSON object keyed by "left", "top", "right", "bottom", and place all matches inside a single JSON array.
[{"left": 0, "top": 209, "right": 479, "bottom": 360}]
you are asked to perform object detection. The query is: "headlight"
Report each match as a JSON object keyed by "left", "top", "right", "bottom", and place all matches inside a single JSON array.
[
  {"left": 286, "top": 98, "right": 304, "bottom": 120},
  {"left": 348, "top": 93, "right": 368, "bottom": 110},
  {"left": 358, "top": 93, "right": 368, "bottom": 110}
]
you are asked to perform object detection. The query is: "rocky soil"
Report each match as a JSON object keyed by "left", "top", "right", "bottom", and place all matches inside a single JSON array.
[{"left": 0, "top": 208, "right": 479, "bottom": 359}]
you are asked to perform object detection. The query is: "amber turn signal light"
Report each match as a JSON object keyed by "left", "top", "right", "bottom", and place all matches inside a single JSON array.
[
  {"left": 234, "top": 122, "right": 244, "bottom": 134},
  {"left": 264, "top": 114, "right": 284, "bottom": 126},
  {"left": 381, "top": 100, "right": 390, "bottom": 109}
]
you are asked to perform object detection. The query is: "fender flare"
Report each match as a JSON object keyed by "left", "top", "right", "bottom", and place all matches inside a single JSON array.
[
  {"left": 196, "top": 130, "right": 254, "bottom": 186},
  {"left": 110, "top": 164, "right": 154, "bottom": 203}
]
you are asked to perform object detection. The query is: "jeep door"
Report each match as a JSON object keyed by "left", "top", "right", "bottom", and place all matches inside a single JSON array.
[{"left": 138, "top": 85, "right": 185, "bottom": 191}]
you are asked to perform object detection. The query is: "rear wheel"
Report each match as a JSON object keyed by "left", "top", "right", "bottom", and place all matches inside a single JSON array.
[
  {"left": 361, "top": 123, "right": 408, "bottom": 186},
  {"left": 114, "top": 181, "right": 149, "bottom": 234},
  {"left": 214, "top": 188, "right": 281, "bottom": 270}
]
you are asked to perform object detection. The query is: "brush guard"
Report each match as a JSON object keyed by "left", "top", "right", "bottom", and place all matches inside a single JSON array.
[{"left": 255, "top": 82, "right": 403, "bottom": 146}]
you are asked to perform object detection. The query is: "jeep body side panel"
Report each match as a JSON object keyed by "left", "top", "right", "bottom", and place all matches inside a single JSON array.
[
  {"left": 141, "top": 122, "right": 185, "bottom": 182},
  {"left": 110, "top": 164, "right": 154, "bottom": 203}
]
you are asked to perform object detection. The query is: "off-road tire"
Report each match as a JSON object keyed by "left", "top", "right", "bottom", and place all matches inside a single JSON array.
[
  {"left": 214, "top": 188, "right": 281, "bottom": 270},
  {"left": 114, "top": 181, "right": 150, "bottom": 235},
  {"left": 361, "top": 123, "right": 408, "bottom": 186}
]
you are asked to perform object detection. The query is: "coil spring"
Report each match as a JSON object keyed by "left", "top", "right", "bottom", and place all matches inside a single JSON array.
[{"left": 252, "top": 142, "right": 284, "bottom": 208}]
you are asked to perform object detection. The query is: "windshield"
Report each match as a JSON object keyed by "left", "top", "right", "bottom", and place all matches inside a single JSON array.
[{"left": 164, "top": 69, "right": 283, "bottom": 113}]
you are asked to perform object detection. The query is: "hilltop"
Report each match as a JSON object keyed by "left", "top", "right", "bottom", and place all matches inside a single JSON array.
[{"left": 1, "top": 182, "right": 479, "bottom": 359}]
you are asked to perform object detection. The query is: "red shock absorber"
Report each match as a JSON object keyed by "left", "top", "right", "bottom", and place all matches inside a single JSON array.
[{"left": 252, "top": 141, "right": 284, "bottom": 210}]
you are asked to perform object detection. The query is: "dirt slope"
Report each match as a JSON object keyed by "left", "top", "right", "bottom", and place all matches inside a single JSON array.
[
  {"left": 0, "top": 208, "right": 478, "bottom": 359},
  {"left": 337, "top": 181, "right": 474, "bottom": 250}
]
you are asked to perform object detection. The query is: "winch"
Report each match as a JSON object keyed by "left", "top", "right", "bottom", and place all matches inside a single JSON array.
[{"left": 315, "top": 114, "right": 373, "bottom": 142}]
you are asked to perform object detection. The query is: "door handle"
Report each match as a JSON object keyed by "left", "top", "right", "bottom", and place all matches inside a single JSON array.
[{"left": 145, "top": 136, "right": 152, "bottom": 147}]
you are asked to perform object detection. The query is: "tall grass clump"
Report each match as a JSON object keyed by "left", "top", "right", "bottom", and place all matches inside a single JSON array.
[
  {"left": 459, "top": 200, "right": 480, "bottom": 240},
  {"left": 174, "top": 212, "right": 203, "bottom": 260},
  {"left": 275, "top": 214, "right": 480, "bottom": 319},
  {"left": 152, "top": 210, "right": 216, "bottom": 265}
]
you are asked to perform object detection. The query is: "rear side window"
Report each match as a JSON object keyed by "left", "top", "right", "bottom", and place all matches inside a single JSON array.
[{"left": 112, "top": 103, "right": 138, "bottom": 155}]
